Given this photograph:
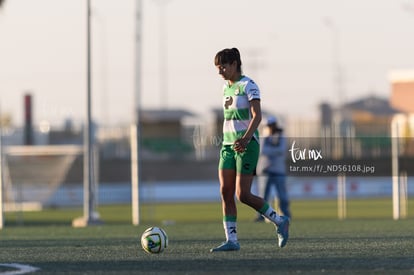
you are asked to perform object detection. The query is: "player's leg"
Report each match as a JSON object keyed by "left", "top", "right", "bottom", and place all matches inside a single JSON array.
[
  {"left": 236, "top": 173, "right": 263, "bottom": 209},
  {"left": 236, "top": 141, "right": 290, "bottom": 248},
  {"left": 236, "top": 172, "right": 289, "bottom": 247},
  {"left": 219, "top": 168, "right": 238, "bottom": 242},
  {"left": 262, "top": 174, "right": 290, "bottom": 248},
  {"left": 255, "top": 175, "right": 273, "bottom": 222},
  {"left": 210, "top": 168, "right": 240, "bottom": 252},
  {"left": 211, "top": 146, "right": 240, "bottom": 252},
  {"left": 236, "top": 173, "right": 281, "bottom": 223},
  {"left": 235, "top": 140, "right": 273, "bottom": 213}
]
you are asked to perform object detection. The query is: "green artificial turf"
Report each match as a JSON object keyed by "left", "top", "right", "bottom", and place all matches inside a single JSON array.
[{"left": 0, "top": 199, "right": 413, "bottom": 274}]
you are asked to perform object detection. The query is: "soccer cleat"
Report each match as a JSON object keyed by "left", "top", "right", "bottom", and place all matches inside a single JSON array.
[
  {"left": 276, "top": 216, "right": 290, "bottom": 248},
  {"left": 210, "top": 241, "right": 240, "bottom": 252}
]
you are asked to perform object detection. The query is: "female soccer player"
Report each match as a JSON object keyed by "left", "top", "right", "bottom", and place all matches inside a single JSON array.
[{"left": 210, "top": 48, "right": 289, "bottom": 252}]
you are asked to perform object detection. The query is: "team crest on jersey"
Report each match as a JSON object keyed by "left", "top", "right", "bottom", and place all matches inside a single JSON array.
[{"left": 234, "top": 89, "right": 240, "bottom": 95}]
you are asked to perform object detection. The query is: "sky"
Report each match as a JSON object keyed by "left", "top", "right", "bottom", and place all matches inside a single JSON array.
[{"left": 0, "top": 0, "right": 414, "bottom": 127}]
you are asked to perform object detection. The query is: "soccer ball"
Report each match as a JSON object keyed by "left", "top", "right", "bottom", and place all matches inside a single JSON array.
[{"left": 140, "top": 227, "right": 168, "bottom": 254}]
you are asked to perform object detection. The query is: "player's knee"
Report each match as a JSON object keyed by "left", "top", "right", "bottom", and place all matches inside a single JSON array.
[{"left": 236, "top": 189, "right": 250, "bottom": 204}]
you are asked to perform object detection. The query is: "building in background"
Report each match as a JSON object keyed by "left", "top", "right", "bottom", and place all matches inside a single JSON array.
[
  {"left": 390, "top": 70, "right": 414, "bottom": 114},
  {"left": 389, "top": 70, "right": 414, "bottom": 156}
]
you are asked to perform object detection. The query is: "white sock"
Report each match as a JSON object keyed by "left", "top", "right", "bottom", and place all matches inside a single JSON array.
[
  {"left": 223, "top": 220, "right": 238, "bottom": 243},
  {"left": 262, "top": 204, "right": 283, "bottom": 225}
]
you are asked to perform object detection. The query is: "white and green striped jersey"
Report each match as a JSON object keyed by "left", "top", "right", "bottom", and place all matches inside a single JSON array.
[{"left": 222, "top": 75, "right": 261, "bottom": 145}]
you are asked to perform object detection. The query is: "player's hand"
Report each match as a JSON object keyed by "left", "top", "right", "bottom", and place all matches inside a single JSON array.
[{"left": 234, "top": 138, "right": 249, "bottom": 153}]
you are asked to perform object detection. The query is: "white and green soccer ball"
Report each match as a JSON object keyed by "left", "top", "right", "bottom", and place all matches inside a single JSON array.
[{"left": 141, "top": 227, "right": 168, "bottom": 254}]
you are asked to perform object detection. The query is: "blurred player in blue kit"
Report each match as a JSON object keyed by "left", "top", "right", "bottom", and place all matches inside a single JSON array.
[{"left": 255, "top": 116, "right": 291, "bottom": 222}]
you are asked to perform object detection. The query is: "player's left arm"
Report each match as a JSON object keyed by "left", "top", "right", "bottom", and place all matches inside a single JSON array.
[
  {"left": 234, "top": 99, "right": 262, "bottom": 152},
  {"left": 245, "top": 99, "right": 262, "bottom": 141}
]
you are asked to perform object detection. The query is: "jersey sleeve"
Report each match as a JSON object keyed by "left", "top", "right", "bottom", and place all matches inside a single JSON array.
[{"left": 245, "top": 80, "right": 260, "bottom": 101}]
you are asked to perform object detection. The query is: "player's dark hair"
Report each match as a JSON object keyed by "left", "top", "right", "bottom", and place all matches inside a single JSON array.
[{"left": 214, "top": 48, "right": 242, "bottom": 73}]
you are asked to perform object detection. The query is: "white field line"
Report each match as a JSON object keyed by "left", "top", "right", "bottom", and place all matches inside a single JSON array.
[{"left": 0, "top": 264, "right": 39, "bottom": 275}]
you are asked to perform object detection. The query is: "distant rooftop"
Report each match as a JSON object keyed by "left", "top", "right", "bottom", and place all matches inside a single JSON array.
[
  {"left": 140, "top": 109, "right": 194, "bottom": 122},
  {"left": 343, "top": 95, "right": 400, "bottom": 116}
]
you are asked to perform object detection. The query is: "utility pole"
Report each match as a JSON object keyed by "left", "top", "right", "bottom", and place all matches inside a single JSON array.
[
  {"left": 73, "top": 0, "right": 102, "bottom": 227},
  {"left": 131, "top": 0, "right": 143, "bottom": 226}
]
